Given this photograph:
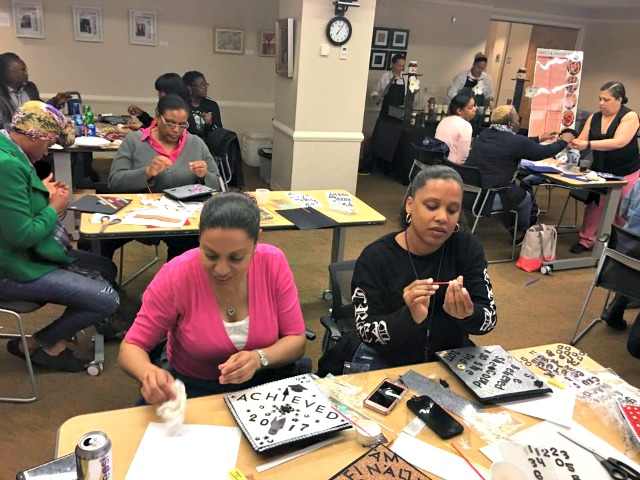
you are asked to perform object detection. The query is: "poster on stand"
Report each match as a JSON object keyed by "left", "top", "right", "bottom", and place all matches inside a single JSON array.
[{"left": 529, "top": 49, "right": 583, "bottom": 138}]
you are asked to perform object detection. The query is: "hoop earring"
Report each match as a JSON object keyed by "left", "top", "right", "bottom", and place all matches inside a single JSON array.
[
  {"left": 453, "top": 223, "right": 460, "bottom": 233},
  {"left": 405, "top": 213, "right": 412, "bottom": 225}
]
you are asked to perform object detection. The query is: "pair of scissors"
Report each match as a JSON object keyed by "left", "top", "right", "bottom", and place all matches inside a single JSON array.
[
  {"left": 558, "top": 431, "right": 640, "bottom": 479},
  {"left": 99, "top": 216, "right": 121, "bottom": 233}
]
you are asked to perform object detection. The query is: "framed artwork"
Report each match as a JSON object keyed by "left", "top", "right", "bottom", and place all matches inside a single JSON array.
[
  {"left": 129, "top": 10, "right": 156, "bottom": 46},
  {"left": 72, "top": 6, "right": 102, "bottom": 42},
  {"left": 371, "top": 27, "right": 389, "bottom": 48},
  {"left": 13, "top": 1, "right": 44, "bottom": 38},
  {"left": 390, "top": 28, "right": 410, "bottom": 49},
  {"left": 276, "top": 18, "right": 294, "bottom": 78},
  {"left": 387, "top": 50, "right": 406, "bottom": 69},
  {"left": 259, "top": 31, "right": 276, "bottom": 57},
  {"left": 214, "top": 28, "right": 244, "bottom": 54},
  {"left": 369, "top": 50, "right": 388, "bottom": 71}
]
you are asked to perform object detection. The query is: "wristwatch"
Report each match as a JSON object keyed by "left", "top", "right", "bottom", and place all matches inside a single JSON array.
[{"left": 256, "top": 349, "right": 269, "bottom": 369}]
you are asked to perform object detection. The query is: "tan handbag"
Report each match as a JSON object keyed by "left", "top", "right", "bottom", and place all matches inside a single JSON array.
[{"left": 515, "top": 224, "right": 557, "bottom": 272}]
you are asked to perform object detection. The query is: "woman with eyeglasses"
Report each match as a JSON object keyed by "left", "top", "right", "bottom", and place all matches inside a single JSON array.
[
  {"left": 106, "top": 94, "right": 223, "bottom": 261},
  {"left": 183, "top": 70, "right": 222, "bottom": 140}
]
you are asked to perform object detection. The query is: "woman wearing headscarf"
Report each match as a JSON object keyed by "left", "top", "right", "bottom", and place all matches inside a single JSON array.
[
  {"left": 0, "top": 101, "right": 120, "bottom": 372},
  {"left": 466, "top": 105, "right": 574, "bottom": 241}
]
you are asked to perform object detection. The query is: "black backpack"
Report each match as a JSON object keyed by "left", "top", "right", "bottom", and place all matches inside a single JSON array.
[{"left": 205, "top": 128, "right": 245, "bottom": 189}]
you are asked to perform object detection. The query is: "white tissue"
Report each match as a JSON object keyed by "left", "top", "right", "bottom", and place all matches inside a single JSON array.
[{"left": 156, "top": 379, "right": 186, "bottom": 435}]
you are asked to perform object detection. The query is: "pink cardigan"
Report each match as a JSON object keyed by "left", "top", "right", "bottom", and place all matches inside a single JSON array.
[{"left": 125, "top": 244, "right": 305, "bottom": 380}]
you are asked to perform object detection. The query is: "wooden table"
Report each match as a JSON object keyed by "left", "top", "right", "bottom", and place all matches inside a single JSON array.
[
  {"left": 538, "top": 173, "right": 626, "bottom": 271},
  {"left": 55, "top": 344, "right": 633, "bottom": 480},
  {"left": 79, "top": 190, "right": 386, "bottom": 264}
]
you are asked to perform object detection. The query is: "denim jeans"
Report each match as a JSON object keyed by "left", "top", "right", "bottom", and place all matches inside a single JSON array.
[
  {"left": 351, "top": 343, "right": 391, "bottom": 372},
  {"left": 492, "top": 191, "right": 532, "bottom": 231},
  {"left": 0, "top": 250, "right": 119, "bottom": 346}
]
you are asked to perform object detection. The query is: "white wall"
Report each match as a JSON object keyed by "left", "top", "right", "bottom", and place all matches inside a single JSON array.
[
  {"left": 0, "top": 0, "right": 279, "bottom": 134},
  {"left": 579, "top": 20, "right": 640, "bottom": 114},
  {"left": 496, "top": 23, "right": 531, "bottom": 106}
]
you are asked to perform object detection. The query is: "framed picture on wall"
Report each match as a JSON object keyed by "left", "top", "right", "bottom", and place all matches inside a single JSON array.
[
  {"left": 214, "top": 28, "right": 244, "bottom": 54},
  {"left": 259, "top": 31, "right": 276, "bottom": 57},
  {"left": 390, "top": 28, "right": 409, "bottom": 49},
  {"left": 72, "top": 5, "right": 102, "bottom": 42},
  {"left": 129, "top": 10, "right": 156, "bottom": 46},
  {"left": 372, "top": 27, "right": 389, "bottom": 48},
  {"left": 276, "top": 18, "right": 294, "bottom": 78},
  {"left": 369, "top": 50, "right": 388, "bottom": 71},
  {"left": 13, "top": 1, "right": 44, "bottom": 38},
  {"left": 387, "top": 50, "right": 407, "bottom": 69}
]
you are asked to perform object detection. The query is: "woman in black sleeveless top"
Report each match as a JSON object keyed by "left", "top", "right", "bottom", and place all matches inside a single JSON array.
[{"left": 569, "top": 82, "right": 640, "bottom": 254}]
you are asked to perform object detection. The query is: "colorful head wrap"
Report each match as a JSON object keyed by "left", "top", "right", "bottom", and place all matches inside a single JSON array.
[
  {"left": 11, "top": 101, "right": 75, "bottom": 147},
  {"left": 490, "top": 105, "right": 517, "bottom": 125}
]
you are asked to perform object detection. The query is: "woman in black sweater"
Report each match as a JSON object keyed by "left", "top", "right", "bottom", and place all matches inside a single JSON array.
[{"left": 351, "top": 166, "right": 497, "bottom": 370}]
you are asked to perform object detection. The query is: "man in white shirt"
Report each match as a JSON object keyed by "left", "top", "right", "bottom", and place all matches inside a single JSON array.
[{"left": 446, "top": 53, "right": 494, "bottom": 106}]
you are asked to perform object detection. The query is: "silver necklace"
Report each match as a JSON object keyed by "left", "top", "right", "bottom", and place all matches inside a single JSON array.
[{"left": 227, "top": 306, "right": 235, "bottom": 316}]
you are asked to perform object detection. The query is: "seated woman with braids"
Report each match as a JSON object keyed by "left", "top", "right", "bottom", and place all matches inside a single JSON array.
[{"left": 350, "top": 165, "right": 497, "bottom": 371}]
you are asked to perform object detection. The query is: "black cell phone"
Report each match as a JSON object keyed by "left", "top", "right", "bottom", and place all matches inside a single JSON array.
[
  {"left": 363, "top": 378, "right": 408, "bottom": 415},
  {"left": 406, "top": 395, "right": 464, "bottom": 439}
]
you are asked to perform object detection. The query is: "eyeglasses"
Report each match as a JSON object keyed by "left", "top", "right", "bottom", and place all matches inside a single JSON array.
[{"left": 159, "top": 115, "right": 189, "bottom": 131}]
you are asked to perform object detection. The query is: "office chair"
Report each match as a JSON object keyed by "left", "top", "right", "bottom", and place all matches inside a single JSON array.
[
  {"left": 0, "top": 300, "right": 39, "bottom": 403},
  {"left": 444, "top": 159, "right": 519, "bottom": 263},
  {"left": 570, "top": 225, "right": 640, "bottom": 345},
  {"left": 319, "top": 260, "right": 357, "bottom": 354},
  {"left": 408, "top": 143, "right": 446, "bottom": 184}
]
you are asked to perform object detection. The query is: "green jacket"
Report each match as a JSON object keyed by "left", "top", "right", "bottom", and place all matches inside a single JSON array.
[{"left": 0, "top": 134, "right": 72, "bottom": 282}]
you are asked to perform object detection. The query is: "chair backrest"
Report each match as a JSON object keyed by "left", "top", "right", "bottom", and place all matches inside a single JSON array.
[
  {"left": 443, "top": 158, "right": 483, "bottom": 190},
  {"left": 413, "top": 143, "right": 446, "bottom": 166},
  {"left": 328, "top": 259, "right": 357, "bottom": 321},
  {"left": 597, "top": 225, "right": 640, "bottom": 301}
]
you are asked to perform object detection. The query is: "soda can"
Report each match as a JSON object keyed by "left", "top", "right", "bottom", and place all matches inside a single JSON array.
[
  {"left": 88, "top": 124, "right": 96, "bottom": 137},
  {"left": 75, "top": 119, "right": 85, "bottom": 137},
  {"left": 76, "top": 431, "right": 112, "bottom": 480}
]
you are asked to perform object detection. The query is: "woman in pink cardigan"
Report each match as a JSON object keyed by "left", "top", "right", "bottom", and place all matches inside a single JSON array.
[{"left": 118, "top": 192, "right": 306, "bottom": 404}]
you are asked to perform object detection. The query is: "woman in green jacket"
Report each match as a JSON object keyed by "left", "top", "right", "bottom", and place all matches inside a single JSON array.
[{"left": 0, "top": 101, "right": 120, "bottom": 372}]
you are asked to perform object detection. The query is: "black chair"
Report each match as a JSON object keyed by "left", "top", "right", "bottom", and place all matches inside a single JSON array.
[
  {"left": 444, "top": 159, "right": 519, "bottom": 263},
  {"left": 570, "top": 225, "right": 640, "bottom": 345},
  {"left": 408, "top": 143, "right": 447, "bottom": 184},
  {"left": 319, "top": 260, "right": 357, "bottom": 354}
]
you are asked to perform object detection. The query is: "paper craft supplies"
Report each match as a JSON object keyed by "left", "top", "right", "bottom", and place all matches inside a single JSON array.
[
  {"left": 330, "top": 443, "right": 429, "bottom": 480},
  {"left": 224, "top": 374, "right": 350, "bottom": 453}
]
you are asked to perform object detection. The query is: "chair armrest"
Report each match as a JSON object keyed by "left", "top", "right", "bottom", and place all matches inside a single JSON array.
[{"left": 320, "top": 314, "right": 341, "bottom": 341}]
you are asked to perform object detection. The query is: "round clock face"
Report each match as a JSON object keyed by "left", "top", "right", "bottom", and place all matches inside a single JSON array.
[{"left": 327, "top": 16, "right": 352, "bottom": 46}]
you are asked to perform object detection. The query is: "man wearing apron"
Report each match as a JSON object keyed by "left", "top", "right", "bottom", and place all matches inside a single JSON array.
[
  {"left": 447, "top": 53, "right": 494, "bottom": 133},
  {"left": 360, "top": 54, "right": 407, "bottom": 174}
]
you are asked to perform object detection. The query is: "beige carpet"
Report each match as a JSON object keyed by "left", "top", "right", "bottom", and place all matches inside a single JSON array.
[{"left": 1, "top": 163, "right": 638, "bottom": 477}]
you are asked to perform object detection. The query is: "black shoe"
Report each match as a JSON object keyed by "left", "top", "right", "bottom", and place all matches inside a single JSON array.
[
  {"left": 6, "top": 338, "right": 25, "bottom": 359},
  {"left": 30, "top": 348, "right": 87, "bottom": 372},
  {"left": 601, "top": 303, "right": 628, "bottom": 331},
  {"left": 570, "top": 243, "right": 593, "bottom": 254}
]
